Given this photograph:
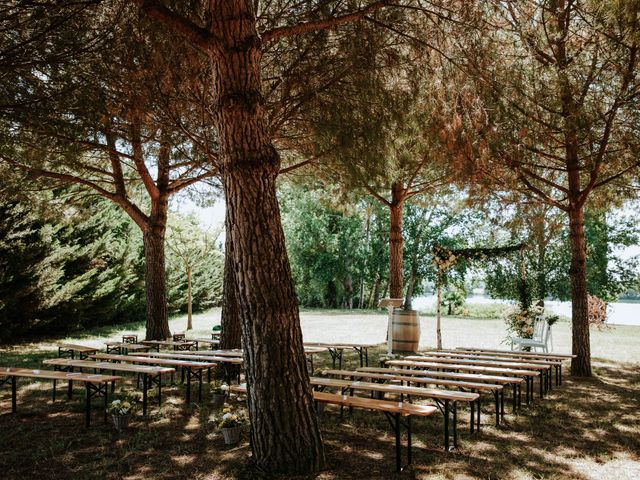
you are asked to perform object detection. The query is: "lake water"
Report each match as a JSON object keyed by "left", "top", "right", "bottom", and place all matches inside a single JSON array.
[{"left": 412, "top": 295, "right": 640, "bottom": 326}]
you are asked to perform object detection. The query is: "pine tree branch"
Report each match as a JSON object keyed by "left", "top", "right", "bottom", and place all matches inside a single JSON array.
[{"left": 262, "top": 1, "right": 389, "bottom": 43}]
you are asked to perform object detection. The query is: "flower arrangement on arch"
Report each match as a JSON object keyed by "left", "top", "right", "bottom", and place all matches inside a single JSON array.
[{"left": 503, "top": 305, "right": 544, "bottom": 339}]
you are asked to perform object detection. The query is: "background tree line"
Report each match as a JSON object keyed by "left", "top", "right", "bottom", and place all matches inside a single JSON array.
[{"left": 0, "top": 188, "right": 223, "bottom": 341}]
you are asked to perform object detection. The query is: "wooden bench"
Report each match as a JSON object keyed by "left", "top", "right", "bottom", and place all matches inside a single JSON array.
[
  {"left": 404, "top": 354, "right": 552, "bottom": 399},
  {"left": 0, "top": 367, "right": 121, "bottom": 426},
  {"left": 453, "top": 348, "right": 574, "bottom": 386},
  {"left": 359, "top": 366, "right": 524, "bottom": 417},
  {"left": 140, "top": 340, "right": 197, "bottom": 352},
  {"left": 421, "top": 350, "right": 564, "bottom": 387},
  {"left": 43, "top": 359, "right": 174, "bottom": 415},
  {"left": 122, "top": 334, "right": 138, "bottom": 344},
  {"left": 322, "top": 368, "right": 503, "bottom": 427},
  {"left": 190, "top": 338, "right": 220, "bottom": 349},
  {"left": 387, "top": 359, "right": 539, "bottom": 405},
  {"left": 90, "top": 353, "right": 214, "bottom": 403},
  {"left": 230, "top": 383, "right": 437, "bottom": 472},
  {"left": 310, "top": 376, "right": 477, "bottom": 450},
  {"left": 58, "top": 343, "right": 98, "bottom": 360}
]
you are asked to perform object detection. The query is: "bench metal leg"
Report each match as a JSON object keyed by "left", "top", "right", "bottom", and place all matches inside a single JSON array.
[
  {"left": 494, "top": 391, "right": 500, "bottom": 426},
  {"left": 11, "top": 376, "right": 17, "bottom": 413},
  {"left": 52, "top": 379, "right": 56, "bottom": 402},
  {"left": 452, "top": 402, "right": 458, "bottom": 449},
  {"left": 470, "top": 399, "right": 474, "bottom": 434},
  {"left": 501, "top": 390, "right": 505, "bottom": 421},
  {"left": 142, "top": 373, "right": 148, "bottom": 416},
  {"left": 476, "top": 397, "right": 481, "bottom": 431},
  {"left": 444, "top": 399, "right": 450, "bottom": 450},
  {"left": 185, "top": 367, "right": 191, "bottom": 404},
  {"left": 395, "top": 412, "right": 401, "bottom": 472},
  {"left": 85, "top": 383, "right": 91, "bottom": 427}
]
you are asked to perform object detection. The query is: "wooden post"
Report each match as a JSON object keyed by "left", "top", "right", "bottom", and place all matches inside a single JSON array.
[
  {"left": 186, "top": 265, "right": 192, "bottom": 330},
  {"left": 436, "top": 273, "right": 442, "bottom": 350}
]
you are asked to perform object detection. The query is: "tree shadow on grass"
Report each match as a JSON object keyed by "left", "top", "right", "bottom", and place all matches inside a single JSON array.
[{"left": 0, "top": 359, "right": 638, "bottom": 480}]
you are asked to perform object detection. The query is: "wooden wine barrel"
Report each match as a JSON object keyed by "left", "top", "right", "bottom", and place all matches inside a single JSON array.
[{"left": 392, "top": 309, "right": 421, "bottom": 353}]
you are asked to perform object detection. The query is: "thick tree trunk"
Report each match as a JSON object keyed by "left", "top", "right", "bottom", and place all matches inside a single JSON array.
[
  {"left": 568, "top": 206, "right": 591, "bottom": 376},
  {"left": 187, "top": 266, "right": 193, "bottom": 330},
  {"left": 220, "top": 227, "right": 241, "bottom": 350},
  {"left": 388, "top": 182, "right": 405, "bottom": 299},
  {"left": 210, "top": 2, "right": 324, "bottom": 473},
  {"left": 342, "top": 275, "right": 353, "bottom": 309},
  {"left": 142, "top": 226, "right": 170, "bottom": 340}
]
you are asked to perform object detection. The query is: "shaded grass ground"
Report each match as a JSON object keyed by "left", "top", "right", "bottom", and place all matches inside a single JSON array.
[{"left": 0, "top": 310, "right": 639, "bottom": 479}]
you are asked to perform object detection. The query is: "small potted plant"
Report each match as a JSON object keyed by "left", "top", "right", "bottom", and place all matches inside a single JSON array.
[
  {"left": 210, "top": 380, "right": 230, "bottom": 409},
  {"left": 107, "top": 396, "right": 136, "bottom": 432},
  {"left": 218, "top": 406, "right": 246, "bottom": 445}
]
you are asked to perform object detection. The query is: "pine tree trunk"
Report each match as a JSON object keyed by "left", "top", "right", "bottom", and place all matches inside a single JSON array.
[
  {"left": 210, "top": 1, "right": 324, "bottom": 473},
  {"left": 142, "top": 226, "right": 170, "bottom": 340},
  {"left": 568, "top": 206, "right": 591, "bottom": 376},
  {"left": 186, "top": 266, "right": 193, "bottom": 330},
  {"left": 388, "top": 182, "right": 405, "bottom": 299},
  {"left": 220, "top": 226, "right": 241, "bottom": 350}
]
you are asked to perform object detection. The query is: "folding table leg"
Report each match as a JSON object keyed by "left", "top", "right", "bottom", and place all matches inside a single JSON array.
[
  {"left": 85, "top": 383, "right": 91, "bottom": 428},
  {"left": 470, "top": 399, "right": 475, "bottom": 434},
  {"left": 407, "top": 415, "right": 412, "bottom": 465},
  {"left": 142, "top": 373, "right": 148, "bottom": 416},
  {"left": 158, "top": 374, "right": 162, "bottom": 406},
  {"left": 104, "top": 384, "right": 108, "bottom": 424},
  {"left": 185, "top": 367, "right": 191, "bottom": 404},
  {"left": 11, "top": 376, "right": 17, "bottom": 413},
  {"left": 444, "top": 399, "right": 450, "bottom": 451},
  {"left": 52, "top": 379, "right": 57, "bottom": 402},
  {"left": 394, "top": 413, "right": 401, "bottom": 472},
  {"left": 452, "top": 402, "right": 458, "bottom": 448},
  {"left": 494, "top": 391, "right": 500, "bottom": 426}
]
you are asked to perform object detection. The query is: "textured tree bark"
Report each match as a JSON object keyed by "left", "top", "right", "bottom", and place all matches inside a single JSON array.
[
  {"left": 142, "top": 224, "right": 170, "bottom": 340},
  {"left": 210, "top": 1, "right": 324, "bottom": 473},
  {"left": 388, "top": 182, "right": 405, "bottom": 299},
  {"left": 220, "top": 230, "right": 241, "bottom": 350},
  {"left": 568, "top": 206, "right": 592, "bottom": 376}
]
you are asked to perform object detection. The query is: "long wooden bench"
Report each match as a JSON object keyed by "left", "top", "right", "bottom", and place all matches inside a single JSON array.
[
  {"left": 322, "top": 368, "right": 503, "bottom": 426},
  {"left": 310, "top": 375, "right": 478, "bottom": 449},
  {"left": 404, "top": 354, "right": 552, "bottom": 398},
  {"left": 58, "top": 343, "right": 98, "bottom": 359},
  {"left": 104, "top": 342, "right": 152, "bottom": 354},
  {"left": 43, "top": 359, "right": 174, "bottom": 415},
  {"left": 230, "top": 383, "right": 437, "bottom": 472},
  {"left": 359, "top": 366, "right": 524, "bottom": 416},
  {"left": 129, "top": 352, "right": 243, "bottom": 383},
  {"left": 387, "top": 359, "right": 539, "bottom": 405},
  {"left": 420, "top": 350, "right": 563, "bottom": 387},
  {"left": 90, "top": 353, "right": 215, "bottom": 403},
  {"left": 0, "top": 367, "right": 122, "bottom": 426}
]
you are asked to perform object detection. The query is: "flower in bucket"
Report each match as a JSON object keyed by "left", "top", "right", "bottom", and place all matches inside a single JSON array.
[
  {"left": 217, "top": 406, "right": 247, "bottom": 429},
  {"left": 107, "top": 398, "right": 136, "bottom": 416},
  {"left": 211, "top": 380, "right": 230, "bottom": 395}
]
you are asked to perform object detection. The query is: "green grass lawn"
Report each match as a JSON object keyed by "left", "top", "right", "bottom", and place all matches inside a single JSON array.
[{"left": 0, "top": 309, "right": 638, "bottom": 479}]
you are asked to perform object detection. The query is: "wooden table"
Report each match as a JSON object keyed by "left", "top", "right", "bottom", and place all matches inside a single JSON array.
[
  {"left": 190, "top": 338, "right": 220, "bottom": 349},
  {"left": 122, "top": 334, "right": 138, "bottom": 344},
  {"left": 304, "top": 342, "right": 381, "bottom": 368},
  {"left": 58, "top": 343, "right": 98, "bottom": 360},
  {"left": 43, "top": 358, "right": 174, "bottom": 415},
  {"left": 0, "top": 367, "right": 121, "bottom": 426},
  {"left": 90, "top": 353, "right": 214, "bottom": 403},
  {"left": 310, "top": 376, "right": 478, "bottom": 450},
  {"left": 140, "top": 340, "right": 197, "bottom": 352},
  {"left": 387, "top": 359, "right": 540, "bottom": 405},
  {"left": 323, "top": 367, "right": 505, "bottom": 426},
  {"left": 230, "top": 383, "right": 437, "bottom": 472},
  {"left": 405, "top": 354, "right": 552, "bottom": 399},
  {"left": 105, "top": 342, "right": 151, "bottom": 355}
]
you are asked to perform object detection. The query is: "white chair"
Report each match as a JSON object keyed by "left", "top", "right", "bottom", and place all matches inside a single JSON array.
[{"left": 510, "top": 317, "right": 553, "bottom": 352}]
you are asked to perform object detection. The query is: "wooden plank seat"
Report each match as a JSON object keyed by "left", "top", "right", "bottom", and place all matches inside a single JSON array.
[
  {"left": 310, "top": 376, "right": 477, "bottom": 450},
  {"left": 104, "top": 342, "right": 152, "bottom": 354},
  {"left": 90, "top": 353, "right": 214, "bottom": 403},
  {"left": 230, "top": 383, "right": 437, "bottom": 472},
  {"left": 420, "top": 350, "right": 564, "bottom": 387},
  {"left": 386, "top": 359, "right": 538, "bottom": 406},
  {"left": 322, "top": 368, "right": 504, "bottom": 426},
  {"left": 57, "top": 343, "right": 98, "bottom": 359},
  {"left": 0, "top": 367, "right": 122, "bottom": 427},
  {"left": 129, "top": 352, "right": 243, "bottom": 383},
  {"left": 176, "top": 349, "right": 242, "bottom": 358},
  {"left": 122, "top": 334, "right": 138, "bottom": 344},
  {"left": 43, "top": 359, "right": 174, "bottom": 415},
  {"left": 455, "top": 347, "right": 575, "bottom": 360},
  {"left": 404, "top": 354, "right": 552, "bottom": 399},
  {"left": 139, "top": 340, "right": 197, "bottom": 352}
]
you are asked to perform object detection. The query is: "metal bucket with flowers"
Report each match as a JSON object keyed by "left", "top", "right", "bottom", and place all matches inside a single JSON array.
[
  {"left": 107, "top": 396, "right": 136, "bottom": 432},
  {"left": 210, "top": 381, "right": 229, "bottom": 409},
  {"left": 218, "top": 406, "right": 246, "bottom": 445}
]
